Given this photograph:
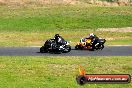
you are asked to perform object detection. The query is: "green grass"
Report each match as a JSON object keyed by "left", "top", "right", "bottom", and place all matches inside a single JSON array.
[
  {"left": 1, "top": 10, "right": 131, "bottom": 30},
  {"left": 0, "top": 4, "right": 131, "bottom": 88},
  {"left": 0, "top": 56, "right": 132, "bottom": 88},
  {"left": 0, "top": 6, "right": 132, "bottom": 32},
  {"left": 110, "top": 39, "right": 132, "bottom": 45},
  {"left": 0, "top": 5, "right": 132, "bottom": 46}
]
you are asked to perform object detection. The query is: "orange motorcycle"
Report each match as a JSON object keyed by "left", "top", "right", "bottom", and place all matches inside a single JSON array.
[{"left": 75, "top": 38, "right": 106, "bottom": 51}]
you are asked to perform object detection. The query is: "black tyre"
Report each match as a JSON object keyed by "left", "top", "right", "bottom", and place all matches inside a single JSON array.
[
  {"left": 100, "top": 44, "right": 104, "bottom": 50},
  {"left": 63, "top": 45, "right": 71, "bottom": 53},
  {"left": 75, "top": 45, "right": 79, "bottom": 50},
  {"left": 40, "top": 46, "right": 48, "bottom": 53},
  {"left": 76, "top": 75, "right": 87, "bottom": 85},
  {"left": 66, "top": 45, "right": 71, "bottom": 52},
  {"left": 76, "top": 45, "right": 83, "bottom": 50}
]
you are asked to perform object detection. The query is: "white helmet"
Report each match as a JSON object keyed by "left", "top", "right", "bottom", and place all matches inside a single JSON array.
[{"left": 89, "top": 33, "right": 94, "bottom": 37}]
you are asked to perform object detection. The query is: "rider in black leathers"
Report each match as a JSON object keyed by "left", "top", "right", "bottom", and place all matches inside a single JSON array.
[
  {"left": 88, "top": 33, "right": 100, "bottom": 48},
  {"left": 54, "top": 34, "right": 66, "bottom": 46}
]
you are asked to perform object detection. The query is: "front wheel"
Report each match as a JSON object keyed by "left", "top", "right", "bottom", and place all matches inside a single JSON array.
[
  {"left": 66, "top": 45, "right": 71, "bottom": 52},
  {"left": 75, "top": 45, "right": 84, "bottom": 50},
  {"left": 75, "top": 45, "right": 79, "bottom": 50},
  {"left": 100, "top": 44, "right": 104, "bottom": 50},
  {"left": 63, "top": 45, "right": 71, "bottom": 53}
]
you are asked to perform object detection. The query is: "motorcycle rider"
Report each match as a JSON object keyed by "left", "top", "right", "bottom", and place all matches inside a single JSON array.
[
  {"left": 54, "top": 34, "right": 66, "bottom": 46},
  {"left": 88, "top": 33, "right": 100, "bottom": 48},
  {"left": 80, "top": 33, "right": 99, "bottom": 42}
]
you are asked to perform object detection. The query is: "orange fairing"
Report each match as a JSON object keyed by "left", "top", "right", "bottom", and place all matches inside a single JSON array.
[
  {"left": 79, "top": 66, "right": 86, "bottom": 76},
  {"left": 79, "top": 42, "right": 85, "bottom": 46}
]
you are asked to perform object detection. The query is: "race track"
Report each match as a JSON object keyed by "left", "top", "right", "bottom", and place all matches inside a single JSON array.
[{"left": 0, "top": 46, "right": 132, "bottom": 56}]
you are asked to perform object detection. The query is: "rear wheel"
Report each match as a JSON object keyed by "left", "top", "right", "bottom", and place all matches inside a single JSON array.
[
  {"left": 40, "top": 46, "right": 48, "bottom": 53},
  {"left": 89, "top": 45, "right": 95, "bottom": 51}
]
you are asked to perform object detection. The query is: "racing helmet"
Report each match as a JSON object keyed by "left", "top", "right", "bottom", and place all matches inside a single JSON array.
[
  {"left": 89, "top": 33, "right": 94, "bottom": 37},
  {"left": 55, "top": 34, "right": 60, "bottom": 37},
  {"left": 54, "top": 34, "right": 60, "bottom": 40}
]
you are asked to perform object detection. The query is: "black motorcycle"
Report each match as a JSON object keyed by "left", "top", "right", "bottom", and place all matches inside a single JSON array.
[{"left": 40, "top": 39, "right": 71, "bottom": 54}]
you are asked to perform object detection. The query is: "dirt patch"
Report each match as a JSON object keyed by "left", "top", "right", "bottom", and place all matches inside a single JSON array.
[
  {"left": 63, "top": 0, "right": 80, "bottom": 5},
  {"left": 0, "top": 0, "right": 131, "bottom": 6},
  {"left": 97, "top": 27, "right": 132, "bottom": 32},
  {"left": 86, "top": 0, "right": 130, "bottom": 6},
  {"left": 0, "top": 0, "right": 81, "bottom": 5},
  {"left": 0, "top": 64, "right": 6, "bottom": 69},
  {"left": 0, "top": 0, "right": 7, "bottom": 5}
]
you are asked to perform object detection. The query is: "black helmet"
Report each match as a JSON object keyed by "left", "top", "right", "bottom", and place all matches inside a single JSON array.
[{"left": 55, "top": 34, "right": 60, "bottom": 37}]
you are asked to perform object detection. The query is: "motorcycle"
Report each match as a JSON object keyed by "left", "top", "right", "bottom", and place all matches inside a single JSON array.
[
  {"left": 75, "top": 38, "right": 106, "bottom": 51},
  {"left": 40, "top": 39, "right": 71, "bottom": 54}
]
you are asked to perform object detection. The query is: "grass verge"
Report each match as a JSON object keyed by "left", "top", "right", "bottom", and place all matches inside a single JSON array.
[
  {"left": 0, "top": 31, "right": 132, "bottom": 46},
  {"left": 0, "top": 56, "right": 132, "bottom": 88}
]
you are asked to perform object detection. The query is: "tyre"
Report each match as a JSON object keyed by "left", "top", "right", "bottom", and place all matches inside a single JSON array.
[
  {"left": 76, "top": 45, "right": 83, "bottom": 50},
  {"left": 76, "top": 75, "right": 87, "bottom": 85},
  {"left": 75, "top": 45, "right": 79, "bottom": 50},
  {"left": 40, "top": 46, "right": 48, "bottom": 53},
  {"left": 100, "top": 44, "right": 104, "bottom": 50},
  {"left": 63, "top": 45, "right": 71, "bottom": 53},
  {"left": 66, "top": 45, "right": 71, "bottom": 52}
]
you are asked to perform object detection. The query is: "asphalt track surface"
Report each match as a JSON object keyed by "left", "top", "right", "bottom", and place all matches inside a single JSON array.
[{"left": 0, "top": 46, "right": 132, "bottom": 56}]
